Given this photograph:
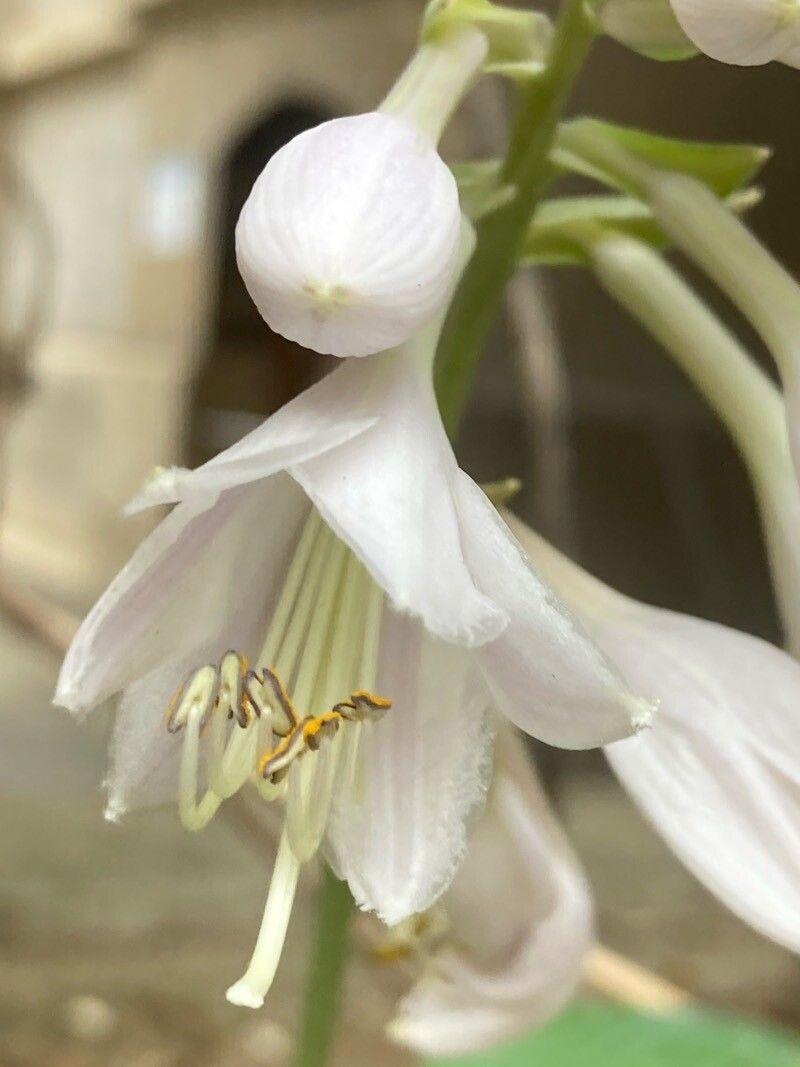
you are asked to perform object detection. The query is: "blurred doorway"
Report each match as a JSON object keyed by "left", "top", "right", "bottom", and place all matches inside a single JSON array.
[{"left": 190, "top": 101, "right": 335, "bottom": 465}]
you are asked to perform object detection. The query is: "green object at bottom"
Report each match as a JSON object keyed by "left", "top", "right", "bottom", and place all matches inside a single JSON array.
[{"left": 428, "top": 1001, "right": 800, "bottom": 1066}]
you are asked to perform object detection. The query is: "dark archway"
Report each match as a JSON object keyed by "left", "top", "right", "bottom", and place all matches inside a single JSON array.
[{"left": 190, "top": 100, "right": 336, "bottom": 465}]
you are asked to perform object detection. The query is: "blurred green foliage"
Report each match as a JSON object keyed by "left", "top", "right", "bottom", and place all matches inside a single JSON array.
[{"left": 429, "top": 1001, "right": 800, "bottom": 1066}]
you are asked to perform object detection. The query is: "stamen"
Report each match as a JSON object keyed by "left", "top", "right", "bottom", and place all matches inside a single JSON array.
[
  {"left": 176, "top": 669, "right": 224, "bottom": 832},
  {"left": 257, "top": 692, "right": 391, "bottom": 785},
  {"left": 226, "top": 828, "right": 301, "bottom": 1009},
  {"left": 158, "top": 504, "right": 395, "bottom": 1008},
  {"left": 218, "top": 650, "right": 250, "bottom": 727},
  {"left": 166, "top": 664, "right": 218, "bottom": 734},
  {"left": 372, "top": 909, "right": 449, "bottom": 965},
  {"left": 333, "top": 690, "right": 392, "bottom": 722},
  {"left": 253, "top": 666, "right": 301, "bottom": 736}
]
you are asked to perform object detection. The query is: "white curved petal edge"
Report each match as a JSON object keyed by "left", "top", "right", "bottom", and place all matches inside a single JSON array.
[
  {"left": 468, "top": 498, "right": 655, "bottom": 749},
  {"left": 325, "top": 609, "right": 495, "bottom": 925},
  {"left": 669, "top": 0, "right": 800, "bottom": 67},
  {"left": 389, "top": 728, "right": 593, "bottom": 1057},
  {"left": 292, "top": 349, "right": 507, "bottom": 649},
  {"left": 57, "top": 334, "right": 510, "bottom": 722},
  {"left": 515, "top": 521, "right": 800, "bottom": 954},
  {"left": 599, "top": 0, "right": 697, "bottom": 60},
  {"left": 236, "top": 111, "right": 462, "bottom": 357},
  {"left": 56, "top": 475, "right": 308, "bottom": 714}
]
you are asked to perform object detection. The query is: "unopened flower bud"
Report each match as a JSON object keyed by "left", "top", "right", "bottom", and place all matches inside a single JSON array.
[
  {"left": 668, "top": 0, "right": 800, "bottom": 67},
  {"left": 236, "top": 111, "right": 461, "bottom": 358},
  {"left": 596, "top": 0, "right": 695, "bottom": 60}
]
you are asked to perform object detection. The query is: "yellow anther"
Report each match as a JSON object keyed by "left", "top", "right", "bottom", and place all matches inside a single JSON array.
[
  {"left": 166, "top": 665, "right": 218, "bottom": 734},
  {"left": 258, "top": 688, "right": 392, "bottom": 783},
  {"left": 218, "top": 650, "right": 250, "bottom": 727},
  {"left": 332, "top": 689, "right": 392, "bottom": 723},
  {"left": 254, "top": 666, "right": 301, "bottom": 736}
]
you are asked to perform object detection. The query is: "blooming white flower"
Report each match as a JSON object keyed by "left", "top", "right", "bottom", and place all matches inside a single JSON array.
[
  {"left": 388, "top": 728, "right": 593, "bottom": 1058},
  {"left": 512, "top": 519, "right": 800, "bottom": 952},
  {"left": 56, "top": 254, "right": 650, "bottom": 1007},
  {"left": 669, "top": 0, "right": 800, "bottom": 67}
]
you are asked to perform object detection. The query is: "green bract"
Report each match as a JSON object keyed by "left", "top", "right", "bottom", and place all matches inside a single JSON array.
[
  {"left": 422, "top": 0, "right": 553, "bottom": 70},
  {"left": 554, "top": 118, "right": 770, "bottom": 198},
  {"left": 521, "top": 188, "right": 762, "bottom": 266}
]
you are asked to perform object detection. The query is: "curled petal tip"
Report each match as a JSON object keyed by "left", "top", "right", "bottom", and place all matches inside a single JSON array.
[
  {"left": 53, "top": 680, "right": 86, "bottom": 717},
  {"left": 124, "top": 465, "right": 190, "bottom": 515},
  {"left": 631, "top": 696, "right": 659, "bottom": 732},
  {"left": 103, "top": 802, "right": 125, "bottom": 824}
]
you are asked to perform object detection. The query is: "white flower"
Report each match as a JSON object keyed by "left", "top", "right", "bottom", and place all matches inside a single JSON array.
[
  {"left": 388, "top": 728, "right": 593, "bottom": 1058},
  {"left": 512, "top": 519, "right": 800, "bottom": 952},
  {"left": 669, "top": 0, "right": 800, "bottom": 67},
  {"left": 236, "top": 112, "right": 462, "bottom": 358},
  {"left": 55, "top": 285, "right": 650, "bottom": 1008}
]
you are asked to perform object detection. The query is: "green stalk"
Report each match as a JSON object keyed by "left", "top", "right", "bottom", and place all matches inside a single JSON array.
[
  {"left": 587, "top": 233, "right": 800, "bottom": 654},
  {"left": 292, "top": 866, "right": 353, "bottom": 1067},
  {"left": 290, "top": 8, "right": 597, "bottom": 1063},
  {"left": 435, "top": 0, "right": 597, "bottom": 434}
]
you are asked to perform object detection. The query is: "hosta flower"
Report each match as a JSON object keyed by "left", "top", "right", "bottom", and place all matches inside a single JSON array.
[
  {"left": 511, "top": 519, "right": 800, "bottom": 952},
  {"left": 387, "top": 728, "right": 593, "bottom": 1057},
  {"left": 237, "top": 24, "right": 487, "bottom": 358},
  {"left": 56, "top": 258, "right": 650, "bottom": 1008},
  {"left": 669, "top": 0, "right": 800, "bottom": 67},
  {"left": 237, "top": 112, "right": 461, "bottom": 358}
]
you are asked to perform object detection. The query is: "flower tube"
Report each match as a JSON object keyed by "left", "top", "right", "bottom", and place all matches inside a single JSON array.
[
  {"left": 585, "top": 232, "right": 800, "bottom": 655},
  {"left": 510, "top": 517, "right": 800, "bottom": 953}
]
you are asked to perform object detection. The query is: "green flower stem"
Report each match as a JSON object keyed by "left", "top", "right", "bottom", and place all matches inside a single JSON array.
[
  {"left": 435, "top": 0, "right": 597, "bottom": 435},
  {"left": 291, "top": 7, "right": 597, "bottom": 1063},
  {"left": 380, "top": 23, "right": 489, "bottom": 143},
  {"left": 586, "top": 231, "right": 800, "bottom": 652},
  {"left": 292, "top": 865, "right": 353, "bottom": 1067},
  {"left": 587, "top": 233, "right": 783, "bottom": 465},
  {"left": 557, "top": 117, "right": 800, "bottom": 376}
]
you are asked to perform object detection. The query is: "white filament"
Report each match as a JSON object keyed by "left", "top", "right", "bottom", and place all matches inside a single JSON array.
[{"left": 225, "top": 828, "right": 301, "bottom": 1008}]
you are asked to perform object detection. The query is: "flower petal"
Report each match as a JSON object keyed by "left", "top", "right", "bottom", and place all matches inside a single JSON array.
[
  {"left": 669, "top": 0, "right": 799, "bottom": 65},
  {"left": 463, "top": 489, "right": 654, "bottom": 748},
  {"left": 325, "top": 606, "right": 494, "bottom": 925},
  {"left": 56, "top": 475, "right": 308, "bottom": 713},
  {"left": 125, "top": 359, "right": 378, "bottom": 511},
  {"left": 292, "top": 348, "right": 507, "bottom": 647},
  {"left": 520, "top": 525, "right": 800, "bottom": 952},
  {"left": 389, "top": 728, "right": 593, "bottom": 1057}
]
